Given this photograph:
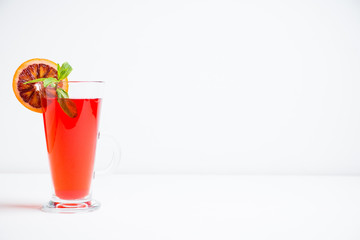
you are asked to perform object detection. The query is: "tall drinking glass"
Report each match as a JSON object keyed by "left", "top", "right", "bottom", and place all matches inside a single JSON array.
[{"left": 40, "top": 81, "right": 112, "bottom": 213}]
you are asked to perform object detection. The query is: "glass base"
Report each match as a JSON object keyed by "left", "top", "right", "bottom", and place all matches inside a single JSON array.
[{"left": 41, "top": 196, "right": 100, "bottom": 213}]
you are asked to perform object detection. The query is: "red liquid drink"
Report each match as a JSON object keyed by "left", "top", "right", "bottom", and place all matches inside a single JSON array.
[{"left": 42, "top": 98, "right": 102, "bottom": 200}]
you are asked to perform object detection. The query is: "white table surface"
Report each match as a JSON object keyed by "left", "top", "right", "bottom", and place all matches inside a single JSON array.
[{"left": 1, "top": 173, "right": 360, "bottom": 240}]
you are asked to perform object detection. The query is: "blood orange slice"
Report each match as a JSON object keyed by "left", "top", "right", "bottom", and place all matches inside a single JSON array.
[{"left": 13, "top": 58, "right": 68, "bottom": 113}]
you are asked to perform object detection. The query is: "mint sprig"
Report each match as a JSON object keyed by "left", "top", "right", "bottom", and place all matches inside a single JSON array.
[
  {"left": 25, "top": 62, "right": 77, "bottom": 118},
  {"left": 25, "top": 62, "right": 72, "bottom": 87}
]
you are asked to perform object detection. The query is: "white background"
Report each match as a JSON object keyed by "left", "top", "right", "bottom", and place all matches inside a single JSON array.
[{"left": 1, "top": 0, "right": 360, "bottom": 174}]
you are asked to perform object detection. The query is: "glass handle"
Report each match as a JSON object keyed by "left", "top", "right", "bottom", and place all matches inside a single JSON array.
[{"left": 95, "top": 132, "right": 121, "bottom": 176}]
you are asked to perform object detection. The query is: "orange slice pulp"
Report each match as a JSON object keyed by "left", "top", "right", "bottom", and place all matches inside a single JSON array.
[{"left": 13, "top": 58, "right": 68, "bottom": 113}]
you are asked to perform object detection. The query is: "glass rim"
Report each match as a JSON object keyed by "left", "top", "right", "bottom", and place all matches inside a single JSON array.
[{"left": 60, "top": 80, "right": 105, "bottom": 84}]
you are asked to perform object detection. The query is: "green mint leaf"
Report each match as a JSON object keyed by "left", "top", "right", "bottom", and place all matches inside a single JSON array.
[
  {"left": 57, "top": 63, "right": 60, "bottom": 74},
  {"left": 43, "top": 78, "right": 58, "bottom": 87},
  {"left": 57, "top": 98, "right": 78, "bottom": 118},
  {"left": 24, "top": 78, "right": 47, "bottom": 84},
  {"left": 56, "top": 87, "right": 77, "bottom": 118},
  {"left": 56, "top": 87, "right": 69, "bottom": 99},
  {"left": 25, "top": 77, "right": 58, "bottom": 85},
  {"left": 58, "top": 62, "right": 72, "bottom": 81}
]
